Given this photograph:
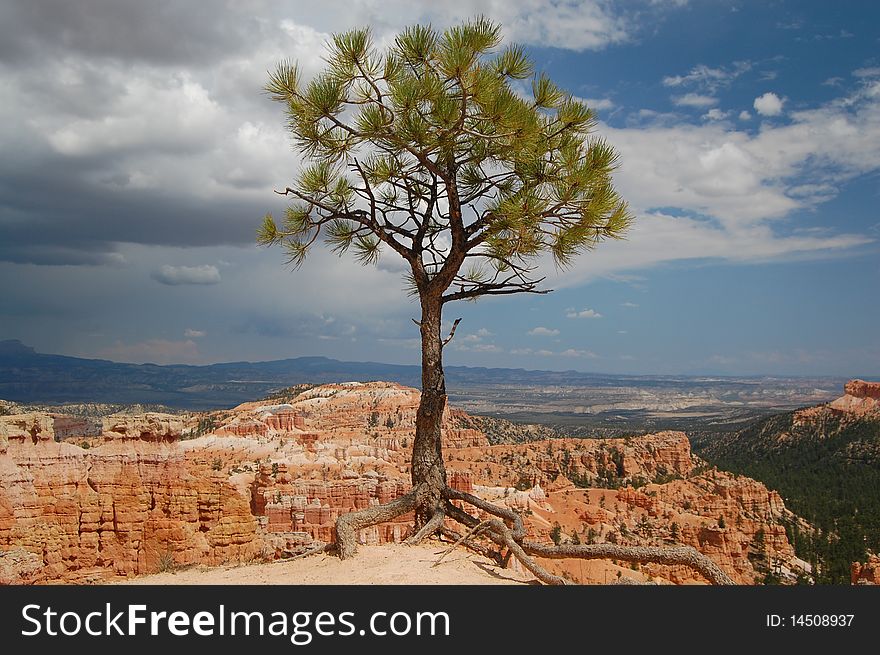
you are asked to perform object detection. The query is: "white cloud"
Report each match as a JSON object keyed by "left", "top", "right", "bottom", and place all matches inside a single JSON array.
[
  {"left": 559, "top": 348, "right": 598, "bottom": 359},
  {"left": 702, "top": 108, "right": 729, "bottom": 121},
  {"left": 35, "top": 67, "right": 227, "bottom": 163},
  {"left": 621, "top": 302, "right": 639, "bottom": 308},
  {"left": 528, "top": 327, "right": 560, "bottom": 336},
  {"left": 152, "top": 264, "right": 221, "bottom": 286},
  {"left": 578, "top": 97, "right": 615, "bottom": 111},
  {"left": 566, "top": 308, "right": 603, "bottom": 319},
  {"left": 673, "top": 93, "right": 718, "bottom": 108},
  {"left": 853, "top": 67, "right": 880, "bottom": 78},
  {"left": 184, "top": 328, "right": 206, "bottom": 338},
  {"left": 753, "top": 92, "right": 784, "bottom": 116},
  {"left": 663, "top": 61, "right": 751, "bottom": 92},
  {"left": 738, "top": 110, "right": 751, "bottom": 120}
]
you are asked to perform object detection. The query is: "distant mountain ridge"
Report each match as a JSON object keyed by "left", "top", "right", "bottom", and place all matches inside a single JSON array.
[
  {"left": 0, "top": 339, "right": 708, "bottom": 409},
  {"left": 0, "top": 339, "right": 846, "bottom": 414}
]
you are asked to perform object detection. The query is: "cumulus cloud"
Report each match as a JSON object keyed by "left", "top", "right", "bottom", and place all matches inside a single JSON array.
[
  {"left": 753, "top": 92, "right": 785, "bottom": 116},
  {"left": 184, "top": 328, "right": 206, "bottom": 338},
  {"left": 580, "top": 97, "right": 615, "bottom": 111},
  {"left": 702, "top": 108, "right": 729, "bottom": 121},
  {"left": 738, "top": 110, "right": 751, "bottom": 120},
  {"left": 152, "top": 264, "right": 221, "bottom": 286},
  {"left": 528, "top": 327, "right": 560, "bottom": 336},
  {"left": 566, "top": 308, "right": 603, "bottom": 319}
]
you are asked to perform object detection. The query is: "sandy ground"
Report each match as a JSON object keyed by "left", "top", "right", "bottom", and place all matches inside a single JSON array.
[{"left": 116, "top": 544, "right": 536, "bottom": 585}]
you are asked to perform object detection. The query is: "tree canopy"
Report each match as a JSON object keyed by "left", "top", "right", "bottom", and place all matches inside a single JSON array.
[{"left": 259, "top": 17, "right": 632, "bottom": 304}]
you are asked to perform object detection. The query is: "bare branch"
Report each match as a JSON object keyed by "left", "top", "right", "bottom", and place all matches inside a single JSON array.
[{"left": 441, "top": 317, "right": 462, "bottom": 347}]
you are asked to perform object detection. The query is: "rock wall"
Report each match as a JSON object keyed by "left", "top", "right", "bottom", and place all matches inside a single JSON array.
[{"left": 0, "top": 413, "right": 259, "bottom": 583}]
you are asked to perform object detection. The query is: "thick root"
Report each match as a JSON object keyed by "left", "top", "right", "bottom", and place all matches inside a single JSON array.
[
  {"left": 444, "top": 499, "right": 567, "bottom": 585},
  {"left": 405, "top": 507, "right": 446, "bottom": 545},
  {"left": 335, "top": 484, "right": 426, "bottom": 560},
  {"left": 522, "top": 542, "right": 735, "bottom": 586},
  {"left": 445, "top": 487, "right": 525, "bottom": 540},
  {"left": 444, "top": 486, "right": 735, "bottom": 586}
]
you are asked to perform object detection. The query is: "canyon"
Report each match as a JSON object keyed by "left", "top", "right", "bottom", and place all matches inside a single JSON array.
[{"left": 1, "top": 381, "right": 816, "bottom": 584}]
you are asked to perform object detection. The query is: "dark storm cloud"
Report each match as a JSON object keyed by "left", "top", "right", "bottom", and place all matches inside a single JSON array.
[
  {"left": 0, "top": 161, "right": 268, "bottom": 265},
  {"left": 0, "top": 0, "right": 255, "bottom": 66},
  {"left": 0, "top": 1, "right": 307, "bottom": 267},
  {"left": 151, "top": 264, "right": 222, "bottom": 285}
]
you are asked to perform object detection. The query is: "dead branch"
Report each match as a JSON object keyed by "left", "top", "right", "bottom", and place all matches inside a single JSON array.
[
  {"left": 433, "top": 519, "right": 492, "bottom": 566},
  {"left": 438, "top": 527, "right": 504, "bottom": 564},
  {"left": 442, "top": 318, "right": 462, "bottom": 347}
]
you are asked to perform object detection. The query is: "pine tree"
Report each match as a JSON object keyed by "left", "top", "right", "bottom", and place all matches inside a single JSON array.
[{"left": 260, "top": 18, "right": 732, "bottom": 585}]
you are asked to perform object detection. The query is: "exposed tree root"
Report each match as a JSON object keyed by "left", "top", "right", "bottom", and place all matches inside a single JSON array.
[
  {"left": 521, "top": 541, "right": 735, "bottom": 586},
  {"left": 405, "top": 507, "right": 446, "bottom": 545},
  {"left": 277, "top": 542, "right": 336, "bottom": 562},
  {"left": 334, "top": 483, "right": 735, "bottom": 585},
  {"left": 336, "top": 484, "right": 426, "bottom": 560},
  {"left": 444, "top": 499, "right": 567, "bottom": 585}
]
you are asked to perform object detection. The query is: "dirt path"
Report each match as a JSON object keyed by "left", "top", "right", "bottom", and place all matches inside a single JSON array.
[{"left": 116, "top": 544, "right": 536, "bottom": 585}]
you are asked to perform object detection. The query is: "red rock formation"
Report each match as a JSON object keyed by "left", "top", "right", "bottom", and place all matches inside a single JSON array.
[
  {"left": 827, "top": 379, "right": 880, "bottom": 416},
  {"left": 250, "top": 465, "right": 412, "bottom": 545},
  {"left": 852, "top": 554, "right": 880, "bottom": 584},
  {"left": 845, "top": 380, "right": 880, "bottom": 400},
  {"left": 0, "top": 415, "right": 260, "bottom": 583},
  {"left": 102, "top": 413, "right": 185, "bottom": 442},
  {"left": 0, "top": 382, "right": 808, "bottom": 585}
]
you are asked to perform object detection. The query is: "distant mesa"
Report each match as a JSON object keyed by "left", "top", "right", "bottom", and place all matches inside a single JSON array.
[{"left": 827, "top": 379, "right": 880, "bottom": 416}]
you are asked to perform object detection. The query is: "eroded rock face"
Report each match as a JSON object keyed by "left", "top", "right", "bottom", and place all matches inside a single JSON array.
[
  {"left": 0, "top": 422, "right": 259, "bottom": 583},
  {"left": 101, "top": 413, "right": 185, "bottom": 441}
]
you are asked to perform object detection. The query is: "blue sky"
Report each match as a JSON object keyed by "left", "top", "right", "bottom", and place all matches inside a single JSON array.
[{"left": 0, "top": 0, "right": 878, "bottom": 376}]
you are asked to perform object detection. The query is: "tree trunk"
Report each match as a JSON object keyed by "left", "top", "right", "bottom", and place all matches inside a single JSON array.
[{"left": 410, "top": 295, "right": 447, "bottom": 527}]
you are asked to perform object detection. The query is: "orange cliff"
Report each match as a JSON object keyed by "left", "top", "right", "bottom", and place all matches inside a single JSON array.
[
  {"left": 1, "top": 381, "right": 808, "bottom": 585},
  {"left": 828, "top": 379, "right": 880, "bottom": 416},
  {"left": 0, "top": 412, "right": 259, "bottom": 584}
]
